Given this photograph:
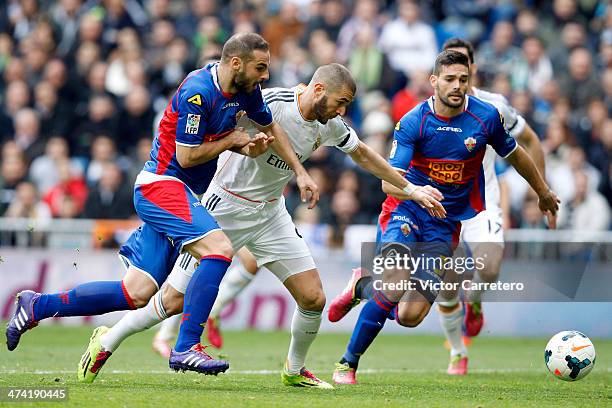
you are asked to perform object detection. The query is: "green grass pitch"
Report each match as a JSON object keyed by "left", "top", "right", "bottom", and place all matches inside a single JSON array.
[{"left": 0, "top": 325, "right": 610, "bottom": 407}]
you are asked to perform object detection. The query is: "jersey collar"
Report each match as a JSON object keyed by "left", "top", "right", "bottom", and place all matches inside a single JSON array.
[
  {"left": 211, "top": 63, "right": 235, "bottom": 99},
  {"left": 427, "top": 95, "right": 470, "bottom": 120}
]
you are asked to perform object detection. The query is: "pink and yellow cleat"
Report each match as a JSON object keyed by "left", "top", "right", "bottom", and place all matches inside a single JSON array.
[
  {"left": 328, "top": 268, "right": 364, "bottom": 323},
  {"left": 447, "top": 355, "right": 468, "bottom": 376},
  {"left": 463, "top": 301, "right": 484, "bottom": 337},
  {"left": 152, "top": 332, "right": 173, "bottom": 358},
  {"left": 206, "top": 316, "right": 223, "bottom": 349},
  {"left": 332, "top": 362, "right": 357, "bottom": 384}
]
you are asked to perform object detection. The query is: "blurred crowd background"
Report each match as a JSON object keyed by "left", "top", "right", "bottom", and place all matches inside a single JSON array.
[{"left": 0, "top": 0, "right": 610, "bottom": 248}]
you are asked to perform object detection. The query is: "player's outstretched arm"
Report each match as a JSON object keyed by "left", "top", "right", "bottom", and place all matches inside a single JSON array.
[
  {"left": 257, "top": 121, "right": 320, "bottom": 208},
  {"left": 517, "top": 123, "right": 546, "bottom": 177},
  {"left": 505, "top": 145, "right": 560, "bottom": 228},
  {"left": 176, "top": 128, "right": 253, "bottom": 168}
]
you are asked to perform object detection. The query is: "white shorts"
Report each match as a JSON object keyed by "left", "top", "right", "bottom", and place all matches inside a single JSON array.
[
  {"left": 460, "top": 206, "right": 505, "bottom": 248},
  {"left": 166, "top": 184, "right": 316, "bottom": 292}
]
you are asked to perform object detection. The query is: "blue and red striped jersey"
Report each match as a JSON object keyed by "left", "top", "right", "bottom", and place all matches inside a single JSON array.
[
  {"left": 387, "top": 95, "right": 518, "bottom": 221},
  {"left": 143, "top": 63, "right": 273, "bottom": 195}
]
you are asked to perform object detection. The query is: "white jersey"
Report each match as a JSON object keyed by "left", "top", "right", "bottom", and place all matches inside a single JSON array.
[
  {"left": 473, "top": 87, "right": 526, "bottom": 208},
  {"left": 213, "top": 86, "right": 360, "bottom": 201}
]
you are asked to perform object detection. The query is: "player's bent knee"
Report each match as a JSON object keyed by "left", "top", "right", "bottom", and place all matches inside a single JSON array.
[
  {"left": 122, "top": 271, "right": 157, "bottom": 308},
  {"left": 162, "top": 285, "right": 184, "bottom": 316},
  {"left": 298, "top": 290, "right": 326, "bottom": 312},
  {"left": 186, "top": 232, "right": 234, "bottom": 260}
]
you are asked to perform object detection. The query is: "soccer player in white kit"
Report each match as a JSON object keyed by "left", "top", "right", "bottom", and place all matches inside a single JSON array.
[
  {"left": 88, "top": 63, "right": 445, "bottom": 388},
  {"left": 436, "top": 38, "right": 547, "bottom": 375}
]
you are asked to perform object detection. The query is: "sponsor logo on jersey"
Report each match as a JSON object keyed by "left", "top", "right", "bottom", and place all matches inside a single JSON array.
[
  {"left": 400, "top": 223, "right": 411, "bottom": 236},
  {"left": 392, "top": 215, "right": 412, "bottom": 223},
  {"left": 266, "top": 153, "right": 304, "bottom": 171},
  {"left": 464, "top": 136, "right": 477, "bottom": 152},
  {"left": 185, "top": 114, "right": 201, "bottom": 135},
  {"left": 192, "top": 201, "right": 202, "bottom": 208},
  {"left": 436, "top": 126, "right": 463, "bottom": 132},
  {"left": 389, "top": 140, "right": 398, "bottom": 158},
  {"left": 428, "top": 161, "right": 464, "bottom": 183},
  {"left": 187, "top": 94, "right": 202, "bottom": 105},
  {"left": 223, "top": 101, "right": 240, "bottom": 109}
]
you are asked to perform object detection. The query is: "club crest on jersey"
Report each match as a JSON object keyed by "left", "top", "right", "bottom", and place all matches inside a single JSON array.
[
  {"left": 400, "top": 223, "right": 411, "bottom": 236},
  {"left": 312, "top": 135, "right": 321, "bottom": 151},
  {"left": 464, "top": 136, "right": 477, "bottom": 152},
  {"left": 186, "top": 114, "right": 201, "bottom": 135}
]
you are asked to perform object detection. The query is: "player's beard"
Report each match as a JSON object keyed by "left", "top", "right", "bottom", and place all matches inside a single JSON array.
[
  {"left": 233, "top": 69, "right": 257, "bottom": 93},
  {"left": 437, "top": 86, "right": 465, "bottom": 109},
  {"left": 313, "top": 94, "right": 330, "bottom": 124}
]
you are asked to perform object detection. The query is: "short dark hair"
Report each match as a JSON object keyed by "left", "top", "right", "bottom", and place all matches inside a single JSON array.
[
  {"left": 221, "top": 33, "right": 269, "bottom": 62},
  {"left": 442, "top": 38, "right": 475, "bottom": 64},
  {"left": 433, "top": 50, "right": 470, "bottom": 76},
  {"left": 311, "top": 63, "right": 357, "bottom": 94}
]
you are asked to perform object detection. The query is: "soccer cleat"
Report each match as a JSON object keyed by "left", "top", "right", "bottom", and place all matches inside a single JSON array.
[
  {"left": 152, "top": 332, "right": 172, "bottom": 358},
  {"left": 78, "top": 326, "right": 112, "bottom": 383},
  {"left": 332, "top": 362, "right": 357, "bottom": 385},
  {"left": 281, "top": 364, "right": 334, "bottom": 389},
  {"left": 169, "top": 343, "right": 229, "bottom": 375},
  {"left": 463, "top": 301, "right": 484, "bottom": 337},
  {"left": 206, "top": 316, "right": 223, "bottom": 349},
  {"left": 447, "top": 354, "right": 468, "bottom": 375},
  {"left": 6, "top": 290, "right": 40, "bottom": 351},
  {"left": 328, "top": 268, "right": 363, "bottom": 322}
]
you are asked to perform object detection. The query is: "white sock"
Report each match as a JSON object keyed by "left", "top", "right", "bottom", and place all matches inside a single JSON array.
[
  {"left": 156, "top": 314, "right": 182, "bottom": 341},
  {"left": 286, "top": 306, "right": 322, "bottom": 374},
  {"left": 209, "top": 264, "right": 255, "bottom": 318},
  {"left": 101, "top": 291, "right": 169, "bottom": 352},
  {"left": 438, "top": 301, "right": 467, "bottom": 357}
]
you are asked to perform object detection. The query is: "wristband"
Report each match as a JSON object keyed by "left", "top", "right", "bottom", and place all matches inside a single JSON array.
[{"left": 402, "top": 183, "right": 417, "bottom": 197}]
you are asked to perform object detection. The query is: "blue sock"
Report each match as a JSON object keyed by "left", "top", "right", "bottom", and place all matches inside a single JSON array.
[
  {"left": 341, "top": 291, "right": 397, "bottom": 368},
  {"left": 356, "top": 277, "right": 375, "bottom": 300},
  {"left": 33, "top": 281, "right": 135, "bottom": 320},
  {"left": 174, "top": 255, "right": 231, "bottom": 352}
]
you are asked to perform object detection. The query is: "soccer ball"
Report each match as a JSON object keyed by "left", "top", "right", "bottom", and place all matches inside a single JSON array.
[{"left": 544, "top": 331, "right": 596, "bottom": 381}]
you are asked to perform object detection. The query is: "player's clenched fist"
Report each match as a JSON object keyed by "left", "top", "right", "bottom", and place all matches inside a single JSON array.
[
  {"left": 537, "top": 189, "right": 561, "bottom": 229},
  {"left": 296, "top": 171, "right": 320, "bottom": 209}
]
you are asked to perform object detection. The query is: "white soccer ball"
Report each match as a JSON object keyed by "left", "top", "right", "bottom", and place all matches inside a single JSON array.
[{"left": 545, "top": 330, "right": 596, "bottom": 381}]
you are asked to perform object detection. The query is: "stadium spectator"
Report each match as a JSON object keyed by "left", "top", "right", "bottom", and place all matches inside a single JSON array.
[
  {"left": 13, "top": 108, "right": 45, "bottom": 162},
  {"left": 347, "top": 23, "right": 399, "bottom": 96},
  {"left": 42, "top": 158, "right": 88, "bottom": 218},
  {"left": 476, "top": 21, "right": 525, "bottom": 87},
  {"left": 85, "top": 135, "right": 128, "bottom": 186},
  {"left": 4, "top": 180, "right": 51, "bottom": 221},
  {"left": 116, "top": 86, "right": 154, "bottom": 154},
  {"left": 391, "top": 70, "right": 431, "bottom": 123},
  {"left": 558, "top": 47, "right": 604, "bottom": 111},
  {"left": 302, "top": 0, "right": 346, "bottom": 45},
  {"left": 558, "top": 170, "right": 610, "bottom": 231},
  {"left": 71, "top": 95, "right": 117, "bottom": 157},
  {"left": 0, "top": 143, "right": 28, "bottom": 215},
  {"left": 378, "top": 0, "right": 437, "bottom": 78},
  {"left": 548, "top": 22, "right": 588, "bottom": 75},
  {"left": 83, "top": 161, "right": 134, "bottom": 219},
  {"left": 336, "top": 0, "right": 381, "bottom": 63},
  {"left": 262, "top": 1, "right": 304, "bottom": 58},
  {"left": 514, "top": 36, "right": 553, "bottom": 95},
  {"left": 34, "top": 81, "right": 73, "bottom": 138},
  {"left": 29, "top": 136, "right": 83, "bottom": 195}
]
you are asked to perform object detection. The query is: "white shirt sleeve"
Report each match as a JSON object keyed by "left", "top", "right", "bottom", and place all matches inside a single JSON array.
[{"left": 324, "top": 117, "right": 360, "bottom": 153}]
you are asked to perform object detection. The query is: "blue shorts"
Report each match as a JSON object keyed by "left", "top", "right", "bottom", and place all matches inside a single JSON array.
[
  {"left": 134, "top": 180, "right": 220, "bottom": 251},
  {"left": 118, "top": 223, "right": 180, "bottom": 289},
  {"left": 376, "top": 200, "right": 462, "bottom": 303}
]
